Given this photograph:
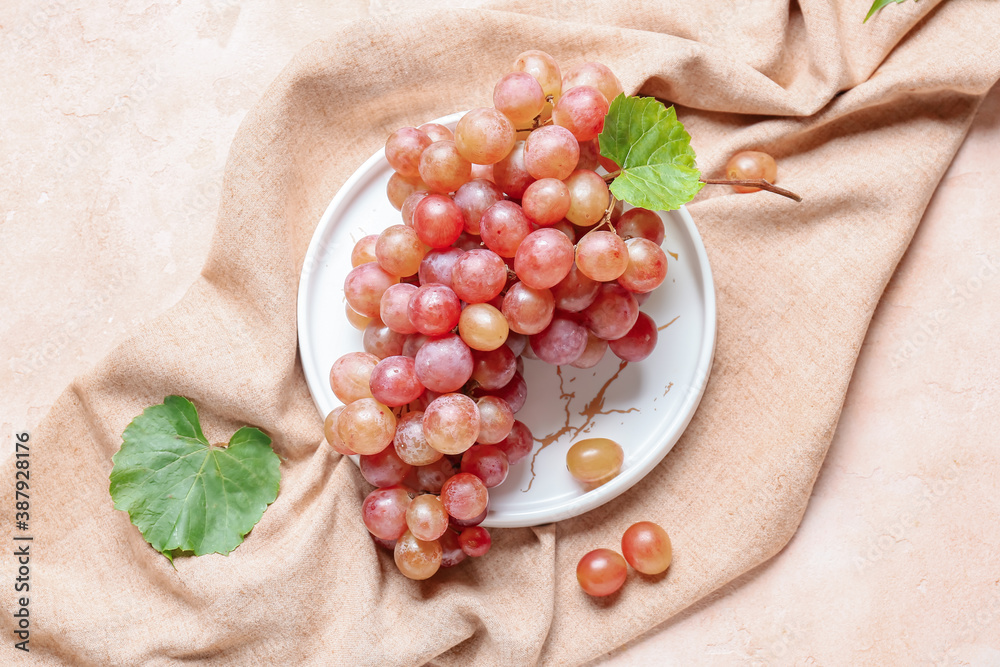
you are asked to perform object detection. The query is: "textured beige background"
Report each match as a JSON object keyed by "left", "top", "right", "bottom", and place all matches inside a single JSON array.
[{"left": 2, "top": 1, "right": 998, "bottom": 665}]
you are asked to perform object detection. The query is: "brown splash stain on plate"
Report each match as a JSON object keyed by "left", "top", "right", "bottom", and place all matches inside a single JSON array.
[{"left": 658, "top": 315, "right": 679, "bottom": 331}]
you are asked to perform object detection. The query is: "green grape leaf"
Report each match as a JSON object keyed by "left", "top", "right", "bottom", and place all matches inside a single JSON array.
[
  {"left": 598, "top": 94, "right": 703, "bottom": 211},
  {"left": 109, "top": 396, "right": 280, "bottom": 560},
  {"left": 865, "top": 0, "right": 915, "bottom": 22}
]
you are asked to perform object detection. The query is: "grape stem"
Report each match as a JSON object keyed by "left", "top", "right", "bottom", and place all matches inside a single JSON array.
[
  {"left": 602, "top": 169, "right": 621, "bottom": 183},
  {"left": 700, "top": 178, "right": 803, "bottom": 202}
]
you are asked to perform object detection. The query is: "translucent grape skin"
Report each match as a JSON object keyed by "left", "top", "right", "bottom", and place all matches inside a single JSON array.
[
  {"left": 566, "top": 437, "right": 624, "bottom": 486},
  {"left": 470, "top": 163, "right": 495, "bottom": 183},
  {"left": 461, "top": 443, "right": 510, "bottom": 487},
  {"left": 439, "top": 529, "right": 468, "bottom": 568},
  {"left": 440, "top": 472, "right": 489, "bottom": 520},
  {"left": 530, "top": 316, "right": 588, "bottom": 366},
  {"left": 412, "top": 194, "right": 464, "bottom": 249},
  {"left": 480, "top": 201, "right": 533, "bottom": 258},
  {"left": 621, "top": 521, "right": 673, "bottom": 575},
  {"left": 522, "top": 178, "right": 571, "bottom": 227},
  {"left": 419, "top": 140, "right": 472, "bottom": 194},
  {"left": 449, "top": 503, "right": 487, "bottom": 529},
  {"left": 323, "top": 407, "right": 355, "bottom": 456},
  {"left": 618, "top": 237, "right": 668, "bottom": 293},
  {"left": 454, "top": 107, "right": 517, "bottom": 165},
  {"left": 451, "top": 249, "right": 507, "bottom": 303},
  {"left": 495, "top": 419, "right": 533, "bottom": 465},
  {"left": 415, "top": 457, "right": 458, "bottom": 494},
  {"left": 379, "top": 283, "right": 418, "bottom": 335},
  {"left": 393, "top": 410, "right": 443, "bottom": 466},
  {"left": 362, "top": 321, "right": 406, "bottom": 359},
  {"left": 471, "top": 345, "right": 517, "bottom": 390},
  {"left": 472, "top": 370, "right": 527, "bottom": 413},
  {"left": 514, "top": 228, "right": 575, "bottom": 290},
  {"left": 405, "top": 494, "right": 450, "bottom": 542},
  {"left": 609, "top": 311, "right": 658, "bottom": 362},
  {"left": 615, "top": 207, "right": 665, "bottom": 245},
  {"left": 571, "top": 331, "right": 609, "bottom": 369},
  {"left": 418, "top": 122, "right": 453, "bottom": 143},
  {"left": 419, "top": 247, "right": 465, "bottom": 287},
  {"left": 524, "top": 125, "right": 580, "bottom": 181},
  {"left": 360, "top": 446, "right": 412, "bottom": 488},
  {"left": 413, "top": 334, "right": 474, "bottom": 393},
  {"left": 337, "top": 398, "right": 397, "bottom": 455},
  {"left": 502, "top": 282, "right": 555, "bottom": 335},
  {"left": 394, "top": 530, "right": 443, "bottom": 580},
  {"left": 575, "top": 230, "right": 629, "bottom": 281},
  {"left": 362, "top": 486, "right": 412, "bottom": 540},
  {"left": 492, "top": 140, "right": 535, "bottom": 199},
  {"left": 563, "top": 169, "right": 610, "bottom": 227},
  {"left": 552, "top": 86, "right": 609, "bottom": 142},
  {"left": 576, "top": 138, "right": 600, "bottom": 171},
  {"left": 345, "top": 301, "right": 372, "bottom": 331},
  {"left": 726, "top": 150, "right": 778, "bottom": 193},
  {"left": 407, "top": 283, "right": 462, "bottom": 336},
  {"left": 386, "top": 172, "right": 425, "bottom": 211},
  {"left": 401, "top": 191, "right": 430, "bottom": 227},
  {"left": 583, "top": 283, "right": 639, "bottom": 340},
  {"left": 551, "top": 262, "right": 600, "bottom": 312},
  {"left": 458, "top": 526, "right": 492, "bottom": 557},
  {"left": 453, "top": 179, "right": 503, "bottom": 235},
  {"left": 368, "top": 355, "right": 425, "bottom": 407},
  {"left": 458, "top": 303, "right": 509, "bottom": 351},
  {"left": 423, "top": 393, "right": 481, "bottom": 455},
  {"left": 473, "top": 396, "right": 515, "bottom": 446},
  {"left": 329, "top": 351, "right": 379, "bottom": 403},
  {"left": 561, "top": 62, "right": 624, "bottom": 106},
  {"left": 376, "top": 224, "right": 426, "bottom": 277},
  {"left": 494, "top": 71, "right": 546, "bottom": 126},
  {"left": 577, "top": 548, "right": 628, "bottom": 597},
  {"left": 513, "top": 50, "right": 562, "bottom": 102},
  {"left": 385, "top": 127, "right": 432, "bottom": 179},
  {"left": 344, "top": 262, "right": 399, "bottom": 317}
]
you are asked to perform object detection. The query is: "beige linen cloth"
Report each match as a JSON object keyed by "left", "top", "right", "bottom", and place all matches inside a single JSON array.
[{"left": 5, "top": 1, "right": 1000, "bottom": 665}]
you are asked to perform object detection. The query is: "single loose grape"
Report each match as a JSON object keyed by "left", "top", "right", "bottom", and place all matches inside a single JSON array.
[
  {"left": 576, "top": 548, "right": 627, "bottom": 597},
  {"left": 394, "top": 530, "right": 442, "bottom": 580},
  {"left": 566, "top": 437, "right": 624, "bottom": 486},
  {"left": 621, "top": 521, "right": 672, "bottom": 575},
  {"left": 725, "top": 150, "right": 778, "bottom": 193}
]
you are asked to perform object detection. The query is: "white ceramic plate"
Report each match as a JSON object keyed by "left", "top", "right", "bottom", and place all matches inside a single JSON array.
[{"left": 297, "top": 112, "right": 716, "bottom": 528}]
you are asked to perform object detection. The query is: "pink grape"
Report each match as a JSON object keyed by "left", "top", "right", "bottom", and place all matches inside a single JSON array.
[
  {"left": 514, "top": 228, "right": 575, "bottom": 290},
  {"left": 338, "top": 398, "right": 396, "bottom": 455},
  {"left": 362, "top": 486, "right": 412, "bottom": 540},
  {"left": 505, "top": 331, "right": 527, "bottom": 357},
  {"left": 462, "top": 443, "right": 510, "bottom": 489},
  {"left": 344, "top": 262, "right": 398, "bottom": 317},
  {"left": 439, "top": 529, "right": 468, "bottom": 568},
  {"left": 458, "top": 526, "right": 492, "bottom": 557},
  {"left": 401, "top": 191, "right": 430, "bottom": 226},
  {"left": 323, "top": 407, "right": 354, "bottom": 456},
  {"left": 494, "top": 71, "right": 546, "bottom": 125},
  {"left": 570, "top": 331, "right": 608, "bottom": 369},
  {"left": 549, "top": 219, "right": 578, "bottom": 242},
  {"left": 552, "top": 86, "right": 609, "bottom": 142},
  {"left": 386, "top": 172, "right": 425, "bottom": 210},
  {"left": 423, "top": 393, "right": 481, "bottom": 455},
  {"left": 577, "top": 548, "right": 627, "bottom": 597},
  {"left": 369, "top": 355, "right": 425, "bottom": 407},
  {"left": 402, "top": 333, "right": 431, "bottom": 358},
  {"left": 458, "top": 303, "right": 509, "bottom": 351},
  {"left": 407, "top": 283, "right": 462, "bottom": 336},
  {"left": 405, "top": 494, "right": 450, "bottom": 542},
  {"left": 470, "top": 163, "right": 495, "bottom": 182},
  {"left": 473, "top": 371, "right": 527, "bottom": 413},
  {"left": 419, "top": 140, "right": 471, "bottom": 194},
  {"left": 583, "top": 283, "right": 639, "bottom": 340},
  {"left": 394, "top": 530, "right": 442, "bottom": 580},
  {"left": 495, "top": 419, "right": 533, "bottom": 465},
  {"left": 726, "top": 150, "right": 778, "bottom": 193},
  {"left": 530, "top": 316, "right": 588, "bottom": 365},
  {"left": 480, "top": 201, "right": 533, "bottom": 258},
  {"left": 474, "top": 396, "right": 515, "bottom": 445},
  {"left": 615, "top": 207, "right": 665, "bottom": 245},
  {"left": 362, "top": 321, "right": 406, "bottom": 359},
  {"left": 471, "top": 345, "right": 517, "bottom": 390},
  {"left": 376, "top": 224, "right": 426, "bottom": 277},
  {"left": 622, "top": 521, "right": 672, "bottom": 575},
  {"left": 576, "top": 138, "right": 600, "bottom": 171},
  {"left": 609, "top": 311, "right": 658, "bottom": 362},
  {"left": 418, "top": 122, "right": 453, "bottom": 143},
  {"left": 618, "top": 237, "right": 668, "bottom": 293},
  {"left": 440, "top": 472, "right": 489, "bottom": 520},
  {"left": 454, "top": 108, "right": 516, "bottom": 165},
  {"left": 360, "top": 446, "right": 412, "bottom": 488},
  {"left": 385, "top": 127, "right": 432, "bottom": 179},
  {"left": 575, "top": 230, "right": 629, "bottom": 281},
  {"left": 502, "top": 282, "right": 555, "bottom": 335},
  {"left": 453, "top": 179, "right": 503, "bottom": 235},
  {"left": 521, "top": 178, "right": 571, "bottom": 227},
  {"left": 414, "top": 334, "right": 474, "bottom": 393},
  {"left": 563, "top": 169, "right": 610, "bottom": 227},
  {"left": 561, "top": 62, "right": 624, "bottom": 105},
  {"left": 513, "top": 50, "right": 562, "bottom": 101},
  {"left": 492, "top": 140, "right": 535, "bottom": 199},
  {"left": 412, "top": 194, "right": 464, "bottom": 248},
  {"left": 379, "top": 283, "right": 418, "bottom": 334},
  {"left": 415, "top": 457, "right": 458, "bottom": 494},
  {"left": 449, "top": 503, "right": 488, "bottom": 529},
  {"left": 551, "top": 262, "right": 600, "bottom": 312},
  {"left": 524, "top": 125, "right": 580, "bottom": 180},
  {"left": 453, "top": 232, "right": 484, "bottom": 251},
  {"left": 393, "top": 410, "right": 443, "bottom": 466},
  {"left": 451, "top": 249, "right": 507, "bottom": 303},
  {"left": 329, "top": 351, "right": 379, "bottom": 403},
  {"left": 345, "top": 301, "right": 372, "bottom": 331},
  {"left": 418, "top": 247, "right": 465, "bottom": 287}
]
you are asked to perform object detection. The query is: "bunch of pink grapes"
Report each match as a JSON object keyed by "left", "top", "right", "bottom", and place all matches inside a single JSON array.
[{"left": 327, "top": 50, "right": 671, "bottom": 580}]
